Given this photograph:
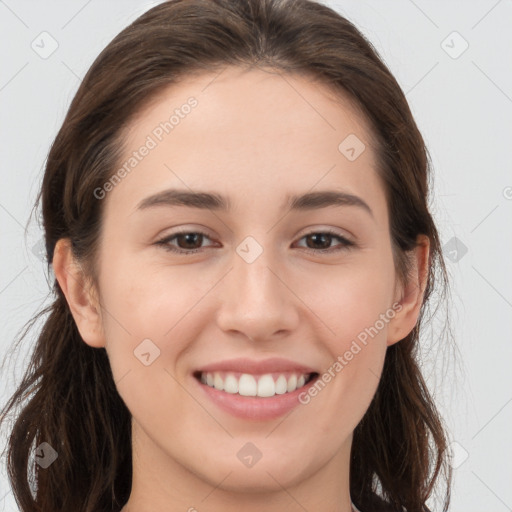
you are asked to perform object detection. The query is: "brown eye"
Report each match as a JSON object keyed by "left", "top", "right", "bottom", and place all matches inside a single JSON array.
[
  {"left": 155, "top": 230, "right": 215, "bottom": 255},
  {"left": 174, "top": 232, "right": 204, "bottom": 250},
  {"left": 295, "top": 230, "right": 355, "bottom": 254},
  {"left": 305, "top": 233, "right": 333, "bottom": 250},
  {"left": 155, "top": 229, "right": 355, "bottom": 256}
]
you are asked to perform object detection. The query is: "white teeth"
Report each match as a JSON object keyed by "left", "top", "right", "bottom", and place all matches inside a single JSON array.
[
  {"left": 275, "top": 375, "right": 288, "bottom": 395},
  {"left": 223, "top": 374, "right": 239, "bottom": 394},
  {"left": 199, "top": 371, "right": 312, "bottom": 397},
  {"left": 287, "top": 374, "right": 297, "bottom": 392},
  {"left": 257, "top": 374, "right": 275, "bottom": 397},
  {"left": 238, "top": 374, "right": 257, "bottom": 396},
  {"left": 213, "top": 372, "right": 224, "bottom": 391}
]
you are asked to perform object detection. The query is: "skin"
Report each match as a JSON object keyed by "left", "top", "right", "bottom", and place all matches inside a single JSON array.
[{"left": 53, "top": 66, "right": 429, "bottom": 512}]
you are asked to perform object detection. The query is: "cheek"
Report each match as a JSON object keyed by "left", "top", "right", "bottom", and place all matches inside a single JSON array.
[
  {"left": 99, "top": 249, "right": 205, "bottom": 328},
  {"left": 296, "top": 251, "right": 396, "bottom": 346},
  {"left": 294, "top": 252, "right": 395, "bottom": 419},
  {"left": 96, "top": 260, "right": 205, "bottom": 429},
  {"left": 96, "top": 254, "right": 208, "bottom": 384}
]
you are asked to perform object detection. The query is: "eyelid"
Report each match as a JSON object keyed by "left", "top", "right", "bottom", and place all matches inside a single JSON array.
[
  {"left": 155, "top": 225, "right": 215, "bottom": 242},
  {"left": 292, "top": 228, "right": 355, "bottom": 252},
  {"left": 157, "top": 225, "right": 354, "bottom": 243},
  {"left": 155, "top": 228, "right": 216, "bottom": 247},
  {"left": 295, "top": 225, "right": 354, "bottom": 242},
  {"left": 154, "top": 226, "right": 356, "bottom": 255}
]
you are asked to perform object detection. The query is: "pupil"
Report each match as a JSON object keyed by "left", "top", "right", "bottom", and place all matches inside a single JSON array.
[
  {"left": 180, "top": 233, "right": 201, "bottom": 249},
  {"left": 309, "top": 233, "right": 331, "bottom": 249}
]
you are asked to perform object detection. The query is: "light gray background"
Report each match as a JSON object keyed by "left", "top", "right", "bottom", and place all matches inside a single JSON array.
[{"left": 1, "top": 1, "right": 511, "bottom": 511}]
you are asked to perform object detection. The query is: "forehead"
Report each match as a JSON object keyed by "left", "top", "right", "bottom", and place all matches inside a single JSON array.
[{"left": 108, "top": 66, "right": 386, "bottom": 220}]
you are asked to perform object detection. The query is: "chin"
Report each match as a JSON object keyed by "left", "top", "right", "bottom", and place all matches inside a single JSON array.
[{"left": 198, "top": 452, "right": 310, "bottom": 492}]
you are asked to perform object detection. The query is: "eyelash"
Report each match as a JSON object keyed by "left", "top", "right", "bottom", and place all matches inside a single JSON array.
[{"left": 155, "top": 228, "right": 355, "bottom": 256}]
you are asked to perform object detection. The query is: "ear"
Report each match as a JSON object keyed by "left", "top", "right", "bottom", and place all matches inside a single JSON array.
[
  {"left": 52, "top": 238, "right": 106, "bottom": 348},
  {"left": 386, "top": 234, "right": 430, "bottom": 347}
]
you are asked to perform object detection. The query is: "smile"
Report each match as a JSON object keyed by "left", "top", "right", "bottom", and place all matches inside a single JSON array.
[{"left": 196, "top": 371, "right": 317, "bottom": 398}]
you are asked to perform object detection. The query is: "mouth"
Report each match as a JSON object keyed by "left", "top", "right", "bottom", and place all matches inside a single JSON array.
[
  {"left": 193, "top": 370, "right": 320, "bottom": 398},
  {"left": 191, "top": 357, "right": 321, "bottom": 420}
]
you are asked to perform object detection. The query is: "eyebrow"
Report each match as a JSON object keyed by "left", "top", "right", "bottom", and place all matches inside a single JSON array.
[{"left": 136, "top": 188, "right": 373, "bottom": 218}]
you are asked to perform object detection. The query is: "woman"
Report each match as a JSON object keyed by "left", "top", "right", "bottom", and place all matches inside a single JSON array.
[{"left": 0, "top": 0, "right": 452, "bottom": 510}]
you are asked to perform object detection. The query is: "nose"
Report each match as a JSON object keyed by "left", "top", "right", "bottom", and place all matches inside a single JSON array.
[{"left": 216, "top": 243, "right": 300, "bottom": 343}]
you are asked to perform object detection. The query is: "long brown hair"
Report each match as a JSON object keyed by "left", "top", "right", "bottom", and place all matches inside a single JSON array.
[{"left": 0, "top": 0, "right": 453, "bottom": 510}]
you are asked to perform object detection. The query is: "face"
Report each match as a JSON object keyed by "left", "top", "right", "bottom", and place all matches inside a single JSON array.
[{"left": 59, "top": 66, "right": 424, "bottom": 503}]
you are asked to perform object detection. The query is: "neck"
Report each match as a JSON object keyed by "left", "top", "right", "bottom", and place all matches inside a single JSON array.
[{"left": 121, "top": 420, "right": 355, "bottom": 512}]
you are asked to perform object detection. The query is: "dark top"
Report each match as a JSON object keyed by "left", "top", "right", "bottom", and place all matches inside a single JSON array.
[{"left": 352, "top": 492, "right": 432, "bottom": 512}]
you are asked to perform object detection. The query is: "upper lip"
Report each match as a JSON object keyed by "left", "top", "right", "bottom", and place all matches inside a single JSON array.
[{"left": 194, "top": 357, "right": 318, "bottom": 375}]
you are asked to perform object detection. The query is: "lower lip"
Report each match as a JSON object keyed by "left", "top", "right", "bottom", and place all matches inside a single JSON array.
[{"left": 194, "top": 374, "right": 319, "bottom": 421}]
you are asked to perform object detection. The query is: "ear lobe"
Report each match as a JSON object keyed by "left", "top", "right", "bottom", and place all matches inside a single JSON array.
[
  {"left": 387, "top": 235, "right": 430, "bottom": 347},
  {"left": 52, "top": 238, "right": 106, "bottom": 348}
]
